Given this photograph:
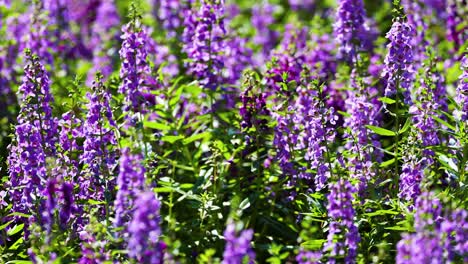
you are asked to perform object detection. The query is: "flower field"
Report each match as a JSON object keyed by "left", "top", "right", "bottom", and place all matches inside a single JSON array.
[{"left": 0, "top": 0, "right": 467, "bottom": 263}]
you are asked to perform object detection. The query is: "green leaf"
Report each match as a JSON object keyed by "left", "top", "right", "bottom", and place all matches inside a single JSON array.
[
  {"left": 7, "top": 212, "right": 30, "bottom": 218},
  {"left": 365, "top": 210, "right": 399, "bottom": 217},
  {"left": 337, "top": 111, "right": 351, "bottom": 118},
  {"left": 87, "top": 199, "right": 106, "bottom": 205},
  {"left": 398, "top": 118, "right": 411, "bottom": 134},
  {"left": 380, "top": 158, "right": 396, "bottom": 168},
  {"left": 161, "top": 135, "right": 184, "bottom": 144},
  {"left": 6, "top": 261, "right": 32, "bottom": 264},
  {"left": 239, "top": 198, "right": 251, "bottom": 211},
  {"left": 433, "top": 116, "right": 455, "bottom": 131},
  {"left": 144, "top": 121, "right": 171, "bottom": 130},
  {"left": 300, "top": 239, "right": 326, "bottom": 250},
  {"left": 0, "top": 220, "right": 14, "bottom": 231},
  {"left": 378, "top": 97, "right": 396, "bottom": 104},
  {"left": 183, "top": 131, "right": 211, "bottom": 145},
  {"left": 7, "top": 223, "right": 24, "bottom": 236},
  {"left": 385, "top": 226, "right": 410, "bottom": 231},
  {"left": 366, "top": 125, "right": 396, "bottom": 136}
]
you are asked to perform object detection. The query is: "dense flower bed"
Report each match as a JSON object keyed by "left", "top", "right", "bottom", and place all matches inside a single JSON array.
[{"left": 0, "top": 0, "right": 467, "bottom": 263}]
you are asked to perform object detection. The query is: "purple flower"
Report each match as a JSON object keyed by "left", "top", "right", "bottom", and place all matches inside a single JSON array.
[
  {"left": 446, "top": 0, "right": 467, "bottom": 51},
  {"left": 222, "top": 223, "right": 255, "bottom": 264},
  {"left": 296, "top": 250, "right": 322, "bottom": 264},
  {"left": 43, "top": 179, "right": 58, "bottom": 237},
  {"left": 119, "top": 22, "right": 154, "bottom": 119},
  {"left": 323, "top": 179, "right": 360, "bottom": 264},
  {"left": 410, "top": 68, "right": 445, "bottom": 161},
  {"left": 56, "top": 112, "right": 83, "bottom": 182},
  {"left": 145, "top": 29, "right": 179, "bottom": 78},
  {"left": 305, "top": 34, "right": 337, "bottom": 81},
  {"left": 251, "top": 3, "right": 279, "bottom": 65},
  {"left": 441, "top": 209, "right": 468, "bottom": 261},
  {"left": 127, "top": 191, "right": 164, "bottom": 264},
  {"left": 153, "top": 0, "right": 187, "bottom": 38},
  {"left": 399, "top": 137, "right": 425, "bottom": 202},
  {"left": 396, "top": 233, "right": 443, "bottom": 264},
  {"left": 344, "top": 72, "right": 382, "bottom": 194},
  {"left": 266, "top": 25, "right": 308, "bottom": 92},
  {"left": 80, "top": 77, "right": 117, "bottom": 203},
  {"left": 27, "top": 3, "right": 54, "bottom": 65},
  {"left": 114, "top": 148, "right": 146, "bottom": 228},
  {"left": 182, "top": 0, "right": 226, "bottom": 90},
  {"left": 7, "top": 51, "right": 57, "bottom": 217},
  {"left": 272, "top": 87, "right": 336, "bottom": 193},
  {"left": 402, "top": 0, "right": 428, "bottom": 67},
  {"left": 455, "top": 55, "right": 468, "bottom": 122},
  {"left": 87, "top": 0, "right": 120, "bottom": 84},
  {"left": 289, "top": 0, "right": 315, "bottom": 11},
  {"left": 382, "top": 18, "right": 414, "bottom": 105},
  {"left": 59, "top": 181, "right": 75, "bottom": 228},
  {"left": 333, "top": 0, "right": 368, "bottom": 60},
  {"left": 223, "top": 36, "right": 253, "bottom": 86},
  {"left": 396, "top": 192, "right": 467, "bottom": 263},
  {"left": 239, "top": 75, "right": 270, "bottom": 140}
]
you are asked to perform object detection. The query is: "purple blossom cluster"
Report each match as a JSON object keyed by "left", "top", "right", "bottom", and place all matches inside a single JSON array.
[
  {"left": 251, "top": 3, "right": 278, "bottom": 65},
  {"left": 119, "top": 22, "right": 154, "bottom": 118},
  {"left": 154, "top": 0, "right": 187, "bottom": 38},
  {"left": 7, "top": 52, "right": 57, "bottom": 217},
  {"left": 80, "top": 78, "right": 117, "bottom": 203},
  {"left": 182, "top": 0, "right": 226, "bottom": 90},
  {"left": 127, "top": 191, "right": 164, "bottom": 264},
  {"left": 323, "top": 179, "right": 360, "bottom": 263},
  {"left": 114, "top": 148, "right": 146, "bottom": 227},
  {"left": 87, "top": 0, "right": 120, "bottom": 84},
  {"left": 222, "top": 223, "right": 255, "bottom": 264},
  {"left": 333, "top": 0, "right": 368, "bottom": 60},
  {"left": 296, "top": 250, "right": 322, "bottom": 264},
  {"left": 397, "top": 192, "right": 467, "bottom": 263},
  {"left": 344, "top": 77, "right": 382, "bottom": 193},
  {"left": 399, "top": 132, "right": 425, "bottom": 202},
  {"left": 455, "top": 55, "right": 468, "bottom": 122},
  {"left": 382, "top": 19, "right": 414, "bottom": 104},
  {"left": 272, "top": 87, "right": 337, "bottom": 193},
  {"left": 266, "top": 25, "right": 308, "bottom": 93}
]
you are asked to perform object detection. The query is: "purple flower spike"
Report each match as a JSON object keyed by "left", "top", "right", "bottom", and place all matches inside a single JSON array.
[
  {"left": 128, "top": 191, "right": 164, "bottom": 264},
  {"left": 222, "top": 223, "right": 255, "bottom": 264},
  {"left": 7, "top": 51, "right": 57, "bottom": 217},
  {"left": 382, "top": 18, "right": 414, "bottom": 105},
  {"left": 323, "top": 179, "right": 360, "bottom": 263}
]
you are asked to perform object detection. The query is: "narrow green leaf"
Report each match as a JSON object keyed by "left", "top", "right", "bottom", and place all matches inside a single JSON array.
[
  {"left": 7, "top": 223, "right": 24, "bottom": 236},
  {"left": 365, "top": 210, "right": 399, "bottom": 217},
  {"left": 239, "top": 198, "right": 251, "bottom": 210},
  {"left": 337, "top": 111, "right": 351, "bottom": 118},
  {"left": 366, "top": 125, "right": 396, "bottom": 136},
  {"left": 380, "top": 158, "right": 396, "bottom": 168},
  {"left": 398, "top": 118, "right": 411, "bottom": 134},
  {"left": 144, "top": 121, "right": 171, "bottom": 130},
  {"left": 6, "top": 261, "right": 32, "bottom": 264},
  {"left": 0, "top": 220, "right": 14, "bottom": 231},
  {"left": 183, "top": 132, "right": 211, "bottom": 145},
  {"left": 385, "top": 226, "right": 410, "bottom": 231},
  {"left": 433, "top": 116, "right": 455, "bottom": 131},
  {"left": 161, "top": 135, "right": 184, "bottom": 144},
  {"left": 378, "top": 97, "right": 396, "bottom": 104},
  {"left": 87, "top": 199, "right": 106, "bottom": 205}
]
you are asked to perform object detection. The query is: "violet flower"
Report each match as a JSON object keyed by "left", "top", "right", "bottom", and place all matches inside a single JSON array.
[
  {"left": 222, "top": 223, "right": 255, "bottom": 264},
  {"left": 382, "top": 18, "right": 414, "bottom": 105},
  {"left": 323, "top": 179, "right": 360, "bottom": 263},
  {"left": 127, "top": 191, "right": 165, "bottom": 264}
]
